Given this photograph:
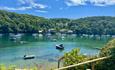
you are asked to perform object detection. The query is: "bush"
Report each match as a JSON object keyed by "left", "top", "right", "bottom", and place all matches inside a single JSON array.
[
  {"left": 95, "top": 39, "right": 115, "bottom": 70},
  {"left": 63, "top": 48, "right": 89, "bottom": 70},
  {"left": 62, "top": 39, "right": 115, "bottom": 70}
]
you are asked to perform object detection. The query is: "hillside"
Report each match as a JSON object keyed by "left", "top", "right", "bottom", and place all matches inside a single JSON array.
[{"left": 0, "top": 10, "right": 115, "bottom": 35}]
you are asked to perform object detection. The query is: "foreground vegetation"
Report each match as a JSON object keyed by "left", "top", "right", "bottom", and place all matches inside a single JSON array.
[
  {"left": 0, "top": 10, "right": 115, "bottom": 36},
  {"left": 63, "top": 39, "right": 115, "bottom": 70},
  {"left": 95, "top": 39, "right": 115, "bottom": 70},
  {"left": 0, "top": 65, "right": 38, "bottom": 70}
]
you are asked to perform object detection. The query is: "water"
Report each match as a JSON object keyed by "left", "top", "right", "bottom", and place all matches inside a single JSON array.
[{"left": 0, "top": 33, "right": 109, "bottom": 69}]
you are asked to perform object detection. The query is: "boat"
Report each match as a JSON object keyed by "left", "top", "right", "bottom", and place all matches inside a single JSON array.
[
  {"left": 56, "top": 44, "right": 64, "bottom": 50},
  {"left": 23, "top": 55, "right": 35, "bottom": 60}
]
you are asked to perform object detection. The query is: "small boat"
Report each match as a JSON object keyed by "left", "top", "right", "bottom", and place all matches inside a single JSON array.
[
  {"left": 23, "top": 55, "right": 35, "bottom": 60},
  {"left": 56, "top": 44, "right": 64, "bottom": 50}
]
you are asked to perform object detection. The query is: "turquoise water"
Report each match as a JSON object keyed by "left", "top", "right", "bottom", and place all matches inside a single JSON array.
[{"left": 0, "top": 34, "right": 109, "bottom": 69}]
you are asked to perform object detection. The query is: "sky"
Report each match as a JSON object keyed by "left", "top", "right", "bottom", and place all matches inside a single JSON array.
[{"left": 0, "top": 0, "right": 115, "bottom": 18}]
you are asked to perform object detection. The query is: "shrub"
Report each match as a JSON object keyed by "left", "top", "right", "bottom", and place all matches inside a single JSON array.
[
  {"left": 95, "top": 39, "right": 115, "bottom": 70},
  {"left": 63, "top": 48, "right": 89, "bottom": 70}
]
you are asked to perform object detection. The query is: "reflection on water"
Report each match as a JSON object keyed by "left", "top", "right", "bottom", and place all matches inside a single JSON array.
[{"left": 0, "top": 33, "right": 111, "bottom": 69}]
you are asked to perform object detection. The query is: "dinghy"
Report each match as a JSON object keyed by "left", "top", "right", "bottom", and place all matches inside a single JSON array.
[
  {"left": 56, "top": 44, "right": 64, "bottom": 50},
  {"left": 23, "top": 55, "right": 35, "bottom": 60}
]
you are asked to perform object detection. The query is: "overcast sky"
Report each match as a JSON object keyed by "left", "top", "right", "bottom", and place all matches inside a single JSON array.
[{"left": 0, "top": 0, "right": 115, "bottom": 18}]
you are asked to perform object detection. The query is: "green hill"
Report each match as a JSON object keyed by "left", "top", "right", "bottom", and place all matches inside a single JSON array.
[{"left": 0, "top": 10, "right": 115, "bottom": 35}]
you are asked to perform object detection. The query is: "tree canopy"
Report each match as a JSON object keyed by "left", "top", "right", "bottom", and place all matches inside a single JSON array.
[{"left": 0, "top": 10, "right": 115, "bottom": 35}]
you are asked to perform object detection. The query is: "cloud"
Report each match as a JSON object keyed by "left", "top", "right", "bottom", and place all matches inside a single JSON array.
[
  {"left": 90, "top": 0, "right": 115, "bottom": 6},
  {"left": 0, "top": 6, "right": 32, "bottom": 11},
  {"left": 0, "top": 0, "right": 47, "bottom": 11},
  {"left": 18, "top": 0, "right": 26, "bottom": 4},
  {"left": 18, "top": 0, "right": 47, "bottom": 9},
  {"left": 35, "top": 10, "right": 48, "bottom": 13},
  {"left": 65, "top": 0, "right": 86, "bottom": 6},
  {"left": 65, "top": 0, "right": 115, "bottom": 6},
  {"left": 33, "top": 4, "right": 47, "bottom": 9}
]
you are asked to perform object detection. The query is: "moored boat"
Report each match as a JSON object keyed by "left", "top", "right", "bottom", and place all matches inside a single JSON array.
[
  {"left": 23, "top": 55, "right": 35, "bottom": 60},
  {"left": 56, "top": 44, "right": 64, "bottom": 50}
]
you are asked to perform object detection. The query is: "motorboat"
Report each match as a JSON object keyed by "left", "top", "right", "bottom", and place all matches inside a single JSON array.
[
  {"left": 56, "top": 44, "right": 64, "bottom": 50},
  {"left": 23, "top": 55, "right": 35, "bottom": 60}
]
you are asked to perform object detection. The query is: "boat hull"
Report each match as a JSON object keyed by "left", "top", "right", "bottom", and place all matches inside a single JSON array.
[
  {"left": 56, "top": 46, "right": 64, "bottom": 50},
  {"left": 23, "top": 55, "right": 35, "bottom": 60}
]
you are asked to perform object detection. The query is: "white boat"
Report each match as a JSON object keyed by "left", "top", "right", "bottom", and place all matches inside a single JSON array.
[{"left": 23, "top": 55, "right": 35, "bottom": 60}]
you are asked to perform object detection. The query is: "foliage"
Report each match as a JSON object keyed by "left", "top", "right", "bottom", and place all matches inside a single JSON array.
[
  {"left": 100, "top": 39, "right": 115, "bottom": 57},
  {"left": 0, "top": 64, "right": 38, "bottom": 70},
  {"left": 0, "top": 65, "right": 6, "bottom": 70},
  {"left": 95, "top": 39, "right": 115, "bottom": 70},
  {"left": 63, "top": 48, "right": 88, "bottom": 70},
  {"left": 62, "top": 39, "right": 115, "bottom": 70},
  {"left": 0, "top": 10, "right": 115, "bottom": 35}
]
